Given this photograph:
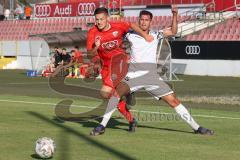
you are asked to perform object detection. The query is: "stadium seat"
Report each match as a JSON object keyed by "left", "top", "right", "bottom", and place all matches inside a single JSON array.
[
  {"left": 220, "top": 34, "right": 227, "bottom": 41},
  {"left": 208, "top": 34, "right": 215, "bottom": 40},
  {"left": 191, "top": 35, "right": 198, "bottom": 41},
  {"left": 187, "top": 17, "right": 240, "bottom": 41},
  {"left": 186, "top": 35, "right": 192, "bottom": 41},
  {"left": 214, "top": 33, "right": 221, "bottom": 40},
  {"left": 226, "top": 34, "right": 233, "bottom": 41},
  {"left": 232, "top": 34, "right": 239, "bottom": 40}
]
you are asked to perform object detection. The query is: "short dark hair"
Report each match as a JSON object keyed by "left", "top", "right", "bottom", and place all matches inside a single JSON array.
[
  {"left": 74, "top": 46, "right": 79, "bottom": 49},
  {"left": 139, "top": 10, "right": 153, "bottom": 20},
  {"left": 94, "top": 7, "right": 108, "bottom": 15},
  {"left": 62, "top": 48, "right": 66, "bottom": 51}
]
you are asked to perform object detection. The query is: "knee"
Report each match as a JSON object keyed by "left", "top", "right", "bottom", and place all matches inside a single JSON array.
[
  {"left": 100, "top": 91, "right": 111, "bottom": 99},
  {"left": 170, "top": 98, "right": 180, "bottom": 107},
  {"left": 115, "top": 82, "right": 130, "bottom": 98},
  {"left": 163, "top": 94, "right": 180, "bottom": 107}
]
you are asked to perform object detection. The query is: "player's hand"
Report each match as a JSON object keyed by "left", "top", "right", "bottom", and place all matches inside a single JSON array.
[
  {"left": 95, "top": 36, "right": 101, "bottom": 48},
  {"left": 172, "top": 4, "right": 178, "bottom": 14},
  {"left": 146, "top": 35, "right": 154, "bottom": 42}
]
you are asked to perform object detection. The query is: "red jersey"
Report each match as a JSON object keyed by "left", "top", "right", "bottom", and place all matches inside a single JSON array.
[
  {"left": 73, "top": 51, "right": 83, "bottom": 63},
  {"left": 87, "top": 22, "right": 130, "bottom": 69}
]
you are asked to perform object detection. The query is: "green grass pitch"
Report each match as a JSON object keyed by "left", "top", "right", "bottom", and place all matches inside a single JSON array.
[{"left": 0, "top": 70, "right": 240, "bottom": 160}]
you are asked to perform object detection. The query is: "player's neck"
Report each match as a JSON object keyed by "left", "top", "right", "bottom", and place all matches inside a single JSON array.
[
  {"left": 143, "top": 29, "right": 150, "bottom": 34},
  {"left": 102, "top": 23, "right": 111, "bottom": 31}
]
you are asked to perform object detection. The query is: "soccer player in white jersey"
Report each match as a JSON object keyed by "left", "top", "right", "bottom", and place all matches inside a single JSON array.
[{"left": 90, "top": 5, "right": 214, "bottom": 136}]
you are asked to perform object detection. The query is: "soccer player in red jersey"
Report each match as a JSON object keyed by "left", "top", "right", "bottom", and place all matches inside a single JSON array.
[
  {"left": 72, "top": 46, "right": 83, "bottom": 64},
  {"left": 87, "top": 7, "right": 153, "bottom": 134}
]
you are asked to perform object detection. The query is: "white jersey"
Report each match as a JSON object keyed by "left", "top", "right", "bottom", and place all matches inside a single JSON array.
[
  {"left": 123, "top": 31, "right": 173, "bottom": 97},
  {"left": 126, "top": 30, "right": 164, "bottom": 64}
]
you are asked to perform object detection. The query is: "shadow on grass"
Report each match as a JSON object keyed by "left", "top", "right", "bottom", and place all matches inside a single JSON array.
[
  {"left": 53, "top": 115, "right": 193, "bottom": 134},
  {"left": 31, "top": 154, "right": 53, "bottom": 159},
  {"left": 100, "top": 118, "right": 193, "bottom": 134},
  {"left": 27, "top": 111, "right": 137, "bottom": 160},
  {"left": 137, "top": 124, "right": 193, "bottom": 134},
  {"left": 79, "top": 117, "right": 130, "bottom": 131}
]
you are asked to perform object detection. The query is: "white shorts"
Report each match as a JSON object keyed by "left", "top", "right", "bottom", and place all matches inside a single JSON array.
[{"left": 122, "top": 63, "right": 173, "bottom": 99}]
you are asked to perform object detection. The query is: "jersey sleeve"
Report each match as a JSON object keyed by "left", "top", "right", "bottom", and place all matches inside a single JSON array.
[
  {"left": 118, "top": 21, "right": 131, "bottom": 33},
  {"left": 157, "top": 30, "right": 164, "bottom": 40},
  {"left": 86, "top": 29, "right": 95, "bottom": 51}
]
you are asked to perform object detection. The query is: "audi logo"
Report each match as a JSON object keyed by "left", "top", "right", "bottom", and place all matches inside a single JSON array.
[
  {"left": 78, "top": 3, "right": 96, "bottom": 16},
  {"left": 35, "top": 5, "right": 51, "bottom": 17},
  {"left": 185, "top": 45, "right": 200, "bottom": 55}
]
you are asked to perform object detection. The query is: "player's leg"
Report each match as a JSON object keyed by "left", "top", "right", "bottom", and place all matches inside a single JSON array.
[
  {"left": 145, "top": 77, "right": 214, "bottom": 135},
  {"left": 115, "top": 82, "right": 135, "bottom": 122},
  {"left": 91, "top": 83, "right": 135, "bottom": 135},
  {"left": 100, "top": 83, "right": 134, "bottom": 123},
  {"left": 90, "top": 85, "right": 114, "bottom": 136},
  {"left": 161, "top": 93, "right": 214, "bottom": 135},
  {"left": 100, "top": 85, "right": 113, "bottom": 99}
]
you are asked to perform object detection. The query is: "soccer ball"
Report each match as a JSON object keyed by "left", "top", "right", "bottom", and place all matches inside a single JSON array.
[{"left": 35, "top": 137, "right": 56, "bottom": 159}]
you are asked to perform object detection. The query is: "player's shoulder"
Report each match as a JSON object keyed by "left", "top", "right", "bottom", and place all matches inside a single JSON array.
[
  {"left": 126, "top": 30, "right": 140, "bottom": 38},
  {"left": 88, "top": 26, "right": 98, "bottom": 33},
  {"left": 149, "top": 30, "right": 163, "bottom": 35},
  {"left": 110, "top": 21, "right": 130, "bottom": 28},
  {"left": 150, "top": 30, "right": 164, "bottom": 39}
]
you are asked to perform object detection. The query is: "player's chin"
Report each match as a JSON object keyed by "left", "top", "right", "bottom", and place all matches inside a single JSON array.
[
  {"left": 97, "top": 25, "right": 104, "bottom": 30},
  {"left": 140, "top": 26, "right": 148, "bottom": 31}
]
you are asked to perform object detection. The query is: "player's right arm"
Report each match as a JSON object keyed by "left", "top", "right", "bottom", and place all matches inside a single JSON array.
[
  {"left": 86, "top": 29, "right": 100, "bottom": 59},
  {"left": 130, "top": 23, "right": 154, "bottom": 42}
]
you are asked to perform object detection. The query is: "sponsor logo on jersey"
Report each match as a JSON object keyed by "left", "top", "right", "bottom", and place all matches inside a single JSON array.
[{"left": 102, "top": 40, "right": 119, "bottom": 51}]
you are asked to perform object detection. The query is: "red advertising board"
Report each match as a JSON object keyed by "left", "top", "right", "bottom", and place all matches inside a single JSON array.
[{"left": 35, "top": 2, "right": 100, "bottom": 18}]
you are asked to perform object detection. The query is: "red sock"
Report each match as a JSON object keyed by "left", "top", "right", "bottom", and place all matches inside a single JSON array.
[{"left": 117, "top": 100, "right": 133, "bottom": 123}]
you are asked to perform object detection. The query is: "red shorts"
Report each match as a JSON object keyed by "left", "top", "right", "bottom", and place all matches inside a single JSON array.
[
  {"left": 101, "top": 53, "right": 129, "bottom": 88},
  {"left": 101, "top": 66, "right": 128, "bottom": 89},
  {"left": 101, "top": 69, "right": 114, "bottom": 88}
]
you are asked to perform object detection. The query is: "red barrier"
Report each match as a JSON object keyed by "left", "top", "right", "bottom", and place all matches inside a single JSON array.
[
  {"left": 35, "top": 2, "right": 99, "bottom": 18},
  {"left": 35, "top": 0, "right": 240, "bottom": 18}
]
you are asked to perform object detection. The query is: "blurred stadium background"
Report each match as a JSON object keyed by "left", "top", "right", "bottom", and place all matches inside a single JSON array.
[
  {"left": 0, "top": 0, "right": 240, "bottom": 77},
  {"left": 0, "top": 0, "right": 240, "bottom": 159}
]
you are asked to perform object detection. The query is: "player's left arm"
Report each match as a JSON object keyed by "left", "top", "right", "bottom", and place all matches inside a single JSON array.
[
  {"left": 86, "top": 30, "right": 100, "bottom": 59},
  {"left": 163, "top": 5, "right": 178, "bottom": 37}
]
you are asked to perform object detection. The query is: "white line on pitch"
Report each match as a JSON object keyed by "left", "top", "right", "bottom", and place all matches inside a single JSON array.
[
  {"left": 8, "top": 82, "right": 49, "bottom": 85},
  {"left": 0, "top": 99, "right": 240, "bottom": 120},
  {"left": 0, "top": 99, "right": 94, "bottom": 109}
]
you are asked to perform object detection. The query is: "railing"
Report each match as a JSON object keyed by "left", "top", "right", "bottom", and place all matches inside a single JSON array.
[
  {"left": 125, "top": 0, "right": 212, "bottom": 6},
  {"left": 178, "top": 3, "right": 238, "bottom": 37},
  {"left": 177, "top": 1, "right": 215, "bottom": 36}
]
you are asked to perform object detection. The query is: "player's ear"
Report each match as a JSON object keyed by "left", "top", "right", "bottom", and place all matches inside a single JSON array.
[
  {"left": 107, "top": 16, "right": 110, "bottom": 22},
  {"left": 138, "top": 17, "right": 141, "bottom": 24}
]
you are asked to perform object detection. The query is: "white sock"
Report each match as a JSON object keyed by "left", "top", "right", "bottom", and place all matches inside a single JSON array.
[
  {"left": 100, "top": 96, "right": 120, "bottom": 127},
  {"left": 174, "top": 104, "right": 200, "bottom": 130}
]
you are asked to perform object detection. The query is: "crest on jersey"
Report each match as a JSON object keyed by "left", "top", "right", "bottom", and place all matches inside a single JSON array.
[{"left": 112, "top": 31, "right": 119, "bottom": 37}]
